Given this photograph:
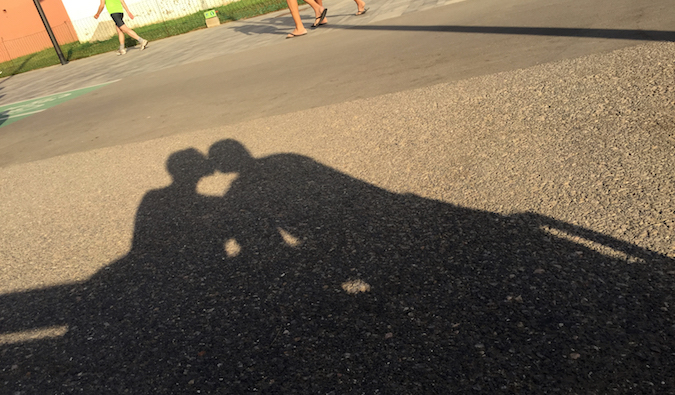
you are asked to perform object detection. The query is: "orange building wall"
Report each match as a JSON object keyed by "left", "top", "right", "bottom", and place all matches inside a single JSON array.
[{"left": 0, "top": 0, "right": 77, "bottom": 62}]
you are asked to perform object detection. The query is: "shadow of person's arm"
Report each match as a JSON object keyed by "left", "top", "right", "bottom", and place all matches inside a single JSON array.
[
  {"left": 0, "top": 283, "right": 79, "bottom": 335},
  {"left": 515, "top": 212, "right": 671, "bottom": 263}
]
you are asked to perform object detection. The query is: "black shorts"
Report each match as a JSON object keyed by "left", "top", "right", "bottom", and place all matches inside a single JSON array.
[{"left": 110, "top": 13, "right": 125, "bottom": 27}]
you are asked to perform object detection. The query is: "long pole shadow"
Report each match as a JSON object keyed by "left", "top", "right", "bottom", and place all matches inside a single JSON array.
[{"left": 320, "top": 24, "right": 675, "bottom": 42}]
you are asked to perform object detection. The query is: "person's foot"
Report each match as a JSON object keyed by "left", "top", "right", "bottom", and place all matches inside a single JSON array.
[
  {"left": 355, "top": 0, "right": 368, "bottom": 15},
  {"left": 116, "top": 48, "right": 127, "bottom": 55},
  {"left": 139, "top": 39, "right": 149, "bottom": 50},
  {"left": 311, "top": 8, "right": 328, "bottom": 28},
  {"left": 286, "top": 29, "right": 307, "bottom": 39}
]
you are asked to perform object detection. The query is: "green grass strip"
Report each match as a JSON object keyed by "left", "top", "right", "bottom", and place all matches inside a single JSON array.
[{"left": 0, "top": 0, "right": 300, "bottom": 77}]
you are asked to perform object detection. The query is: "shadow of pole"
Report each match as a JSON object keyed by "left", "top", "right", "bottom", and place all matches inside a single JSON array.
[
  {"left": 331, "top": 24, "right": 675, "bottom": 41},
  {"left": 235, "top": 19, "right": 675, "bottom": 42}
]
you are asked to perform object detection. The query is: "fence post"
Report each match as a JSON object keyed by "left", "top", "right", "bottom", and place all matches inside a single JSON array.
[
  {"left": 153, "top": 0, "right": 171, "bottom": 36},
  {"left": 0, "top": 37, "right": 15, "bottom": 71}
]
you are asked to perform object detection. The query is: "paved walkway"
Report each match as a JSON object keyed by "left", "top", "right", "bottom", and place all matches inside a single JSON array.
[{"left": 0, "top": 0, "right": 464, "bottom": 106}]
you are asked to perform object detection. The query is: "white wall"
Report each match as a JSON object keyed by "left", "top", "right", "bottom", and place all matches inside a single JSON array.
[{"left": 62, "top": 0, "right": 232, "bottom": 42}]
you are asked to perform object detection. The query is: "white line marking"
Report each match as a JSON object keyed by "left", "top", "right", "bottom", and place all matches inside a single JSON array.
[
  {"left": 2, "top": 109, "right": 46, "bottom": 119},
  {"left": 0, "top": 79, "right": 120, "bottom": 109}
]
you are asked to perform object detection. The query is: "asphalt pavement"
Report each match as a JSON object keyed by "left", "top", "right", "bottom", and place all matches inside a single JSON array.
[{"left": 1, "top": 0, "right": 674, "bottom": 393}]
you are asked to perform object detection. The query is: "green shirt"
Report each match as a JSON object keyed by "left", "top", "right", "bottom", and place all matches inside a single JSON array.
[{"left": 105, "top": 0, "right": 124, "bottom": 14}]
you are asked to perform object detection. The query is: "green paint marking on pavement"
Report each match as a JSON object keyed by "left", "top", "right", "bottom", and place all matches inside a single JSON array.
[{"left": 0, "top": 82, "right": 115, "bottom": 128}]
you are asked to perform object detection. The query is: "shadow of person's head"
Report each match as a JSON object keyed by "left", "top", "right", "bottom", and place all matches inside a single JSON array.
[
  {"left": 208, "top": 139, "right": 256, "bottom": 174},
  {"left": 2, "top": 139, "right": 675, "bottom": 394},
  {"left": 167, "top": 148, "right": 214, "bottom": 184}
]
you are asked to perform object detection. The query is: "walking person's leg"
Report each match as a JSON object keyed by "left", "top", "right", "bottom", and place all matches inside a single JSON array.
[
  {"left": 111, "top": 12, "right": 148, "bottom": 52},
  {"left": 114, "top": 25, "right": 127, "bottom": 55},
  {"left": 120, "top": 24, "right": 148, "bottom": 49},
  {"left": 285, "top": 0, "right": 307, "bottom": 38},
  {"left": 308, "top": 0, "right": 328, "bottom": 28},
  {"left": 354, "top": 0, "right": 368, "bottom": 15},
  {"left": 111, "top": 13, "right": 127, "bottom": 54},
  {"left": 307, "top": 0, "right": 367, "bottom": 23},
  {"left": 118, "top": 0, "right": 148, "bottom": 49},
  {"left": 315, "top": 0, "right": 328, "bottom": 25},
  {"left": 285, "top": 0, "right": 327, "bottom": 37}
]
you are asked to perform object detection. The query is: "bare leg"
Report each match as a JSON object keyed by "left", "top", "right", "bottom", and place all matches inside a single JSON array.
[
  {"left": 120, "top": 25, "right": 142, "bottom": 41},
  {"left": 355, "top": 0, "right": 367, "bottom": 15},
  {"left": 286, "top": 0, "right": 325, "bottom": 35},
  {"left": 315, "top": 0, "right": 328, "bottom": 24},
  {"left": 116, "top": 26, "right": 125, "bottom": 48},
  {"left": 303, "top": 0, "right": 325, "bottom": 18},
  {"left": 286, "top": 0, "right": 306, "bottom": 35}
]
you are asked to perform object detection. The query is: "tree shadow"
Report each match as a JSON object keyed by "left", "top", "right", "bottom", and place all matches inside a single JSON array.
[
  {"left": 0, "top": 84, "right": 5, "bottom": 108},
  {"left": 7, "top": 53, "right": 38, "bottom": 77},
  {"left": 1, "top": 140, "right": 673, "bottom": 393},
  {"left": 232, "top": 12, "right": 297, "bottom": 36}
]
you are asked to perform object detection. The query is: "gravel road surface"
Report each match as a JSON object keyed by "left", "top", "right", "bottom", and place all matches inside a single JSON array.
[{"left": 1, "top": 0, "right": 674, "bottom": 393}]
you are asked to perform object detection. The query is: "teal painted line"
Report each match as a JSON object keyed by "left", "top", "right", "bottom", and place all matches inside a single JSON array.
[{"left": 0, "top": 81, "right": 117, "bottom": 128}]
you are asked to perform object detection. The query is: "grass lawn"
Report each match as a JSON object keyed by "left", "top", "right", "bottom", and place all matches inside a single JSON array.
[{"left": 0, "top": 0, "right": 299, "bottom": 77}]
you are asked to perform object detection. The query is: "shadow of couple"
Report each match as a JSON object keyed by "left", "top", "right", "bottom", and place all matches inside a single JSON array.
[{"left": 1, "top": 139, "right": 674, "bottom": 393}]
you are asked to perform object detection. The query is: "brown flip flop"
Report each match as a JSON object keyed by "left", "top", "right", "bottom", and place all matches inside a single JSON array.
[{"left": 286, "top": 32, "right": 307, "bottom": 39}]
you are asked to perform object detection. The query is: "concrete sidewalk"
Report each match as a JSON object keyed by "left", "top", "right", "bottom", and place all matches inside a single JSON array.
[{"left": 0, "top": 0, "right": 463, "bottom": 106}]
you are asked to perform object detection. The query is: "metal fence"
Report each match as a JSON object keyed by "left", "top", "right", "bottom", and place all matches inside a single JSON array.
[
  {"left": 74, "top": 0, "right": 236, "bottom": 43},
  {"left": 0, "top": 21, "right": 77, "bottom": 64},
  {"left": 0, "top": 0, "right": 237, "bottom": 64}
]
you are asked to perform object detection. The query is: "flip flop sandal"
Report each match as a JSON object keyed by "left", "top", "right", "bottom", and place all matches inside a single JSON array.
[
  {"left": 356, "top": 7, "right": 369, "bottom": 16},
  {"left": 311, "top": 8, "right": 328, "bottom": 28},
  {"left": 286, "top": 32, "right": 307, "bottom": 39}
]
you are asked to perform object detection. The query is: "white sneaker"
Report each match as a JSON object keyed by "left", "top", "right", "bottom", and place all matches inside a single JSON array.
[
  {"left": 117, "top": 48, "right": 127, "bottom": 55},
  {"left": 139, "top": 39, "right": 149, "bottom": 50}
]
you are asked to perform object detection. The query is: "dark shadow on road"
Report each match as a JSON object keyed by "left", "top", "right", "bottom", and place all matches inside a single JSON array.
[
  {"left": 0, "top": 110, "right": 8, "bottom": 127},
  {"left": 232, "top": 13, "right": 297, "bottom": 36},
  {"left": 233, "top": 19, "right": 287, "bottom": 36},
  {"left": 234, "top": 18, "right": 675, "bottom": 42},
  {"left": 330, "top": 24, "right": 675, "bottom": 42},
  {"left": 1, "top": 140, "right": 674, "bottom": 393},
  {"left": 0, "top": 53, "right": 38, "bottom": 79}
]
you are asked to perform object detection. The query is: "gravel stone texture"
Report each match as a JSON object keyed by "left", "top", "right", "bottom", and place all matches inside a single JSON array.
[{"left": 1, "top": 42, "right": 675, "bottom": 394}]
